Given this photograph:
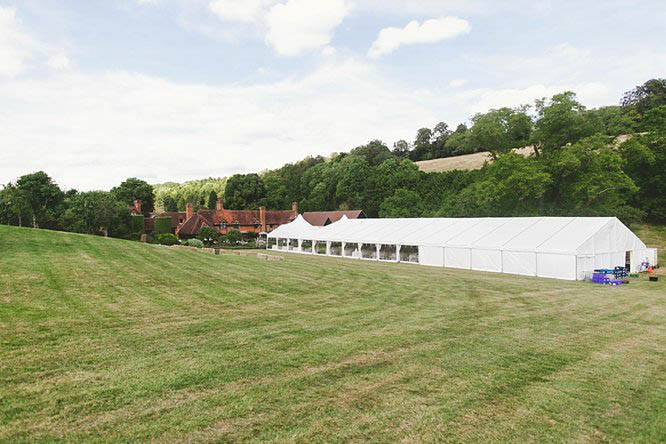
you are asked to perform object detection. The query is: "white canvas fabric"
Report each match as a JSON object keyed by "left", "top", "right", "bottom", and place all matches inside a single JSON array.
[
  {"left": 267, "top": 214, "right": 319, "bottom": 240},
  {"left": 268, "top": 216, "right": 653, "bottom": 280},
  {"left": 537, "top": 253, "right": 576, "bottom": 280},
  {"left": 472, "top": 249, "right": 503, "bottom": 273},
  {"left": 502, "top": 251, "right": 537, "bottom": 276},
  {"left": 576, "top": 255, "right": 595, "bottom": 280},
  {"left": 445, "top": 247, "right": 471, "bottom": 269},
  {"left": 419, "top": 245, "right": 444, "bottom": 267}
]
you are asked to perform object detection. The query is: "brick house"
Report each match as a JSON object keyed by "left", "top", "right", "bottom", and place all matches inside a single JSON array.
[{"left": 174, "top": 200, "right": 298, "bottom": 239}]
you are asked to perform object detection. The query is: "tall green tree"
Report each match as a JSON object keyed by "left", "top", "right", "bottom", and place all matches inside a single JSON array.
[
  {"left": 162, "top": 194, "right": 178, "bottom": 212},
  {"left": 0, "top": 183, "right": 33, "bottom": 227},
  {"left": 299, "top": 161, "right": 338, "bottom": 212},
  {"left": 59, "top": 191, "right": 130, "bottom": 237},
  {"left": 619, "top": 106, "right": 666, "bottom": 222},
  {"left": 468, "top": 107, "right": 532, "bottom": 159},
  {"left": 365, "top": 158, "right": 421, "bottom": 216},
  {"left": 444, "top": 124, "right": 473, "bottom": 156},
  {"left": 439, "top": 153, "right": 551, "bottom": 217},
  {"left": 392, "top": 140, "right": 411, "bottom": 158},
  {"left": 532, "top": 92, "right": 598, "bottom": 155},
  {"left": 379, "top": 189, "right": 424, "bottom": 218},
  {"left": 15, "top": 171, "right": 64, "bottom": 229},
  {"left": 207, "top": 191, "right": 218, "bottom": 210},
  {"left": 335, "top": 155, "right": 371, "bottom": 210},
  {"left": 111, "top": 178, "right": 154, "bottom": 215},
  {"left": 621, "top": 78, "right": 666, "bottom": 116},
  {"left": 544, "top": 134, "right": 642, "bottom": 224},
  {"left": 349, "top": 140, "right": 394, "bottom": 166},
  {"left": 583, "top": 105, "right": 638, "bottom": 136},
  {"left": 409, "top": 128, "right": 433, "bottom": 161},
  {"left": 223, "top": 174, "right": 267, "bottom": 209}
]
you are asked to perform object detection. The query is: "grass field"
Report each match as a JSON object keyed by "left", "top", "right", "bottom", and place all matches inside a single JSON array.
[{"left": 1, "top": 225, "right": 665, "bottom": 442}]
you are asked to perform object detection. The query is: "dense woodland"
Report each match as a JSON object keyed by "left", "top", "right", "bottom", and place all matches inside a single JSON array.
[{"left": 1, "top": 79, "right": 665, "bottom": 239}]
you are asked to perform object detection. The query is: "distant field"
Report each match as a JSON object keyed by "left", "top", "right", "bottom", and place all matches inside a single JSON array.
[
  {"left": 415, "top": 146, "right": 534, "bottom": 173},
  {"left": 414, "top": 135, "right": 637, "bottom": 173},
  {"left": 1, "top": 225, "right": 665, "bottom": 441}
]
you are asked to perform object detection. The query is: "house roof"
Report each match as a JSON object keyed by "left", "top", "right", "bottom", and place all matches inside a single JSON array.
[
  {"left": 175, "top": 206, "right": 297, "bottom": 236},
  {"left": 302, "top": 210, "right": 365, "bottom": 226},
  {"left": 218, "top": 210, "right": 261, "bottom": 225},
  {"left": 197, "top": 210, "right": 217, "bottom": 226},
  {"left": 177, "top": 213, "right": 214, "bottom": 236},
  {"left": 265, "top": 210, "right": 296, "bottom": 225}
]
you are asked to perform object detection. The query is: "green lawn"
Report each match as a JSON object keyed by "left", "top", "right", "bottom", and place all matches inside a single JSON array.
[{"left": 1, "top": 225, "right": 665, "bottom": 442}]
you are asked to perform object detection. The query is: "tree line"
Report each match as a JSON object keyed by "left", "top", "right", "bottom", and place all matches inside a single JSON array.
[
  {"left": 1, "top": 78, "right": 665, "bottom": 239},
  {"left": 0, "top": 175, "right": 155, "bottom": 238},
  {"left": 220, "top": 79, "right": 666, "bottom": 225}
]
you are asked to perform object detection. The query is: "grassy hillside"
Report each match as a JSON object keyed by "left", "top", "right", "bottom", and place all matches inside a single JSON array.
[
  {"left": 1, "top": 226, "right": 665, "bottom": 441},
  {"left": 413, "top": 136, "right": 633, "bottom": 173},
  {"left": 414, "top": 146, "right": 534, "bottom": 173}
]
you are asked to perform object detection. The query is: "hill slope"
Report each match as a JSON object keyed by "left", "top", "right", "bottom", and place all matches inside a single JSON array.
[
  {"left": 414, "top": 135, "right": 638, "bottom": 173},
  {"left": 414, "top": 146, "right": 534, "bottom": 173},
  {"left": 1, "top": 226, "right": 665, "bottom": 441}
]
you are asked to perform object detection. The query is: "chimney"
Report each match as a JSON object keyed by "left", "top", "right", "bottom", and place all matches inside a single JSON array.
[
  {"left": 186, "top": 203, "right": 193, "bottom": 221},
  {"left": 259, "top": 206, "right": 266, "bottom": 232},
  {"left": 291, "top": 201, "right": 298, "bottom": 216},
  {"left": 134, "top": 199, "right": 142, "bottom": 214},
  {"left": 216, "top": 199, "right": 223, "bottom": 212}
]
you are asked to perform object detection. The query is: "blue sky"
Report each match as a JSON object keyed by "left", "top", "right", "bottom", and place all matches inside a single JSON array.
[{"left": 1, "top": 0, "right": 664, "bottom": 190}]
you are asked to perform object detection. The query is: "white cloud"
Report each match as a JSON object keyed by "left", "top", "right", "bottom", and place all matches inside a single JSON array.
[
  {"left": 1, "top": 45, "right": 661, "bottom": 190},
  {"left": 0, "top": 59, "right": 436, "bottom": 190},
  {"left": 208, "top": 0, "right": 273, "bottom": 23},
  {"left": 464, "top": 43, "right": 592, "bottom": 85},
  {"left": 265, "top": 0, "right": 350, "bottom": 56},
  {"left": 0, "top": 7, "right": 31, "bottom": 77},
  {"left": 450, "top": 82, "right": 609, "bottom": 117},
  {"left": 206, "top": 0, "right": 350, "bottom": 56},
  {"left": 448, "top": 78, "right": 467, "bottom": 88},
  {"left": 0, "top": 6, "right": 71, "bottom": 77},
  {"left": 47, "top": 54, "right": 71, "bottom": 70},
  {"left": 320, "top": 46, "right": 337, "bottom": 57},
  {"left": 357, "top": 1, "right": 553, "bottom": 17},
  {"left": 368, "top": 16, "right": 470, "bottom": 59}
]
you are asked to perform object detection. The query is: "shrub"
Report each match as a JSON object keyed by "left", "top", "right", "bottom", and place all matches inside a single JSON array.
[
  {"left": 156, "top": 233, "right": 178, "bottom": 246},
  {"left": 185, "top": 238, "right": 204, "bottom": 248},
  {"left": 198, "top": 226, "right": 221, "bottom": 246},
  {"left": 154, "top": 216, "right": 172, "bottom": 235},
  {"left": 224, "top": 229, "right": 242, "bottom": 244}
]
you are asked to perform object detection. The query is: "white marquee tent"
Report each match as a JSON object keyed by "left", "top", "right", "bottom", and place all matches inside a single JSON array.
[{"left": 268, "top": 216, "right": 657, "bottom": 280}]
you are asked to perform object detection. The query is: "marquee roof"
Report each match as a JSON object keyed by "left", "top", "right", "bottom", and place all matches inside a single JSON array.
[{"left": 269, "top": 216, "right": 645, "bottom": 255}]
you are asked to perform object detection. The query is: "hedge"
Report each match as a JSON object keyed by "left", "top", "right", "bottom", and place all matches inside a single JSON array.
[
  {"left": 130, "top": 214, "right": 144, "bottom": 234},
  {"left": 154, "top": 216, "right": 172, "bottom": 235}
]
